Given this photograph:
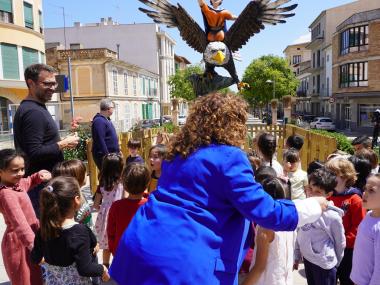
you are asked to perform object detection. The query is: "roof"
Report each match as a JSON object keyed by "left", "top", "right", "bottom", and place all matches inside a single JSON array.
[{"left": 174, "top": 54, "right": 191, "bottom": 64}]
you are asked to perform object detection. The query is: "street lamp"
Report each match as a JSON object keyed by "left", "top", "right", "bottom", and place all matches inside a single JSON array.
[{"left": 266, "top": 79, "right": 276, "bottom": 125}]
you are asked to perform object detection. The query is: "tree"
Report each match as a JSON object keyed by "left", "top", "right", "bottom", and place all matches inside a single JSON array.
[
  {"left": 168, "top": 65, "right": 203, "bottom": 101},
  {"left": 241, "top": 55, "right": 299, "bottom": 110}
]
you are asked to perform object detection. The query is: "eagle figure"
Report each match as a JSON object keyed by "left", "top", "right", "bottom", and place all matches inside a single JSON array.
[{"left": 138, "top": 0, "right": 297, "bottom": 95}]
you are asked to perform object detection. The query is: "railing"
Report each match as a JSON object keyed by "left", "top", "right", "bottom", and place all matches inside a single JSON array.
[{"left": 86, "top": 124, "right": 337, "bottom": 193}]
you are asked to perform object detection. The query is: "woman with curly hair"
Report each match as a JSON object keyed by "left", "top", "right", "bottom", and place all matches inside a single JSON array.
[{"left": 110, "top": 92, "right": 327, "bottom": 285}]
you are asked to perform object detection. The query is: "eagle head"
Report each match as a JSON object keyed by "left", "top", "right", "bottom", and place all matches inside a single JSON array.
[{"left": 204, "top": 42, "right": 231, "bottom": 66}]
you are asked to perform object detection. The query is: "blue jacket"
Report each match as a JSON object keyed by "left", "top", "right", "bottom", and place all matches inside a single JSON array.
[
  {"left": 91, "top": 113, "right": 119, "bottom": 159},
  {"left": 110, "top": 144, "right": 298, "bottom": 285}
]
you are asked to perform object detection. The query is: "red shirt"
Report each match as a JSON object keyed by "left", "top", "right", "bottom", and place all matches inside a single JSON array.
[
  {"left": 329, "top": 193, "right": 366, "bottom": 248},
  {"left": 107, "top": 197, "right": 147, "bottom": 255}
]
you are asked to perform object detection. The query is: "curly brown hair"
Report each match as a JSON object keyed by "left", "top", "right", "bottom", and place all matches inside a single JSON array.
[{"left": 167, "top": 92, "right": 248, "bottom": 160}]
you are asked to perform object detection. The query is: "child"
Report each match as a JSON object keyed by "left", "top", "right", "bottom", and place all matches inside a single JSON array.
[
  {"left": 93, "top": 153, "right": 124, "bottom": 268},
  {"left": 351, "top": 174, "right": 380, "bottom": 284},
  {"left": 325, "top": 157, "right": 366, "bottom": 285},
  {"left": 31, "top": 177, "right": 110, "bottom": 284},
  {"left": 0, "top": 149, "right": 50, "bottom": 285},
  {"left": 285, "top": 135, "right": 304, "bottom": 151},
  {"left": 125, "top": 139, "right": 144, "bottom": 166},
  {"left": 283, "top": 148, "right": 308, "bottom": 200},
  {"left": 294, "top": 168, "right": 346, "bottom": 285},
  {"left": 257, "top": 133, "right": 283, "bottom": 176},
  {"left": 348, "top": 155, "right": 372, "bottom": 194},
  {"left": 147, "top": 144, "right": 167, "bottom": 193},
  {"left": 107, "top": 163, "right": 150, "bottom": 255},
  {"left": 243, "top": 177, "right": 295, "bottom": 285},
  {"left": 52, "top": 160, "right": 93, "bottom": 228}
]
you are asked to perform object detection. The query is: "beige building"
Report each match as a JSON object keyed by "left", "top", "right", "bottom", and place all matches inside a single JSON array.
[
  {"left": 306, "top": 0, "right": 380, "bottom": 117},
  {"left": 283, "top": 42, "right": 312, "bottom": 115},
  {"left": 332, "top": 8, "right": 380, "bottom": 132},
  {"left": 47, "top": 47, "right": 159, "bottom": 131},
  {"left": 0, "top": 0, "right": 45, "bottom": 132}
]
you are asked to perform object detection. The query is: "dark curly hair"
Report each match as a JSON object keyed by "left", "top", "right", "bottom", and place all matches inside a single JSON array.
[{"left": 167, "top": 92, "right": 248, "bottom": 160}]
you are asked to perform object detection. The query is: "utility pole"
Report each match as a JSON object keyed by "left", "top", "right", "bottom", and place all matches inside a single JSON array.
[{"left": 60, "top": 6, "right": 74, "bottom": 120}]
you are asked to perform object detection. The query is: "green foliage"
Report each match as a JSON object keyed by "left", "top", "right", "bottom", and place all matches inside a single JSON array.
[
  {"left": 63, "top": 118, "right": 92, "bottom": 161},
  {"left": 163, "top": 122, "right": 175, "bottom": 133},
  {"left": 241, "top": 55, "right": 299, "bottom": 108},
  {"left": 168, "top": 65, "right": 204, "bottom": 101},
  {"left": 310, "top": 129, "right": 354, "bottom": 155}
]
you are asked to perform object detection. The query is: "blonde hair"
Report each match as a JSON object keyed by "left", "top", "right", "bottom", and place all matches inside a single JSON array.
[{"left": 325, "top": 157, "right": 357, "bottom": 187}]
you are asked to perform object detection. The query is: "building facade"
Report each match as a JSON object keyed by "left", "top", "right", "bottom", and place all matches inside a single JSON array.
[
  {"left": 0, "top": 0, "right": 45, "bottom": 132},
  {"left": 44, "top": 19, "right": 175, "bottom": 116},
  {"left": 283, "top": 42, "right": 312, "bottom": 115},
  {"left": 174, "top": 54, "right": 191, "bottom": 117},
  {"left": 332, "top": 8, "right": 380, "bottom": 132},
  {"left": 306, "top": 0, "right": 380, "bottom": 118},
  {"left": 46, "top": 47, "right": 160, "bottom": 131}
]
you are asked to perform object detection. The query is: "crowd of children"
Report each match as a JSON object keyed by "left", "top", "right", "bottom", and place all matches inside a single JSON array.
[
  {"left": 0, "top": 136, "right": 167, "bottom": 285},
  {"left": 240, "top": 133, "right": 379, "bottom": 285},
  {"left": 0, "top": 129, "right": 380, "bottom": 285}
]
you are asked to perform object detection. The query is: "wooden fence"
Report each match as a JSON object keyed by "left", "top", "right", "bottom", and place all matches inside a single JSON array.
[{"left": 87, "top": 124, "right": 337, "bottom": 193}]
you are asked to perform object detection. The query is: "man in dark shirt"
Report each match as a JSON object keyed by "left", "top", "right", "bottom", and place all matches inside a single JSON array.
[
  {"left": 14, "top": 64, "right": 79, "bottom": 215},
  {"left": 91, "top": 98, "right": 120, "bottom": 170}
]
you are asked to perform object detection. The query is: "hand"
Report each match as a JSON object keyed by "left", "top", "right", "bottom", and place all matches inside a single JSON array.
[
  {"left": 93, "top": 243, "right": 100, "bottom": 255},
  {"left": 64, "top": 133, "right": 80, "bottom": 148},
  {"left": 293, "top": 262, "right": 299, "bottom": 271},
  {"left": 313, "top": 196, "right": 329, "bottom": 211},
  {"left": 102, "top": 265, "right": 110, "bottom": 282},
  {"left": 38, "top": 170, "right": 51, "bottom": 181}
]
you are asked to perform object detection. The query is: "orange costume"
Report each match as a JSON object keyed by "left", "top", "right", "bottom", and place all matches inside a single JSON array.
[{"left": 201, "top": 3, "right": 234, "bottom": 42}]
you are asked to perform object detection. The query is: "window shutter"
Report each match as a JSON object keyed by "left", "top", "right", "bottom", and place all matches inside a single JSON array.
[
  {"left": 23, "top": 2, "right": 33, "bottom": 28},
  {"left": 22, "top": 47, "right": 38, "bottom": 70},
  {"left": 148, "top": 103, "right": 153, "bottom": 119},
  {"left": 1, "top": 43, "right": 19, "bottom": 79},
  {"left": 0, "top": 0, "right": 12, "bottom": 13}
]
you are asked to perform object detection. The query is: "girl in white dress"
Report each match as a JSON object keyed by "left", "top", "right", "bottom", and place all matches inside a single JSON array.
[
  {"left": 93, "top": 153, "right": 124, "bottom": 268},
  {"left": 243, "top": 177, "right": 296, "bottom": 285}
]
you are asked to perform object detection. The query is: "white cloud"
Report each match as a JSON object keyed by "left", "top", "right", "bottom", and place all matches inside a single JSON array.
[{"left": 292, "top": 33, "right": 311, "bottom": 44}]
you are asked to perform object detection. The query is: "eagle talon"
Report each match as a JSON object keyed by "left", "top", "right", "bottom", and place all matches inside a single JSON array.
[{"left": 237, "top": 82, "right": 250, "bottom": 90}]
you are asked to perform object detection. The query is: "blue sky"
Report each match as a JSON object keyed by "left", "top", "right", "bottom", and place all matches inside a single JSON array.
[{"left": 43, "top": 0, "right": 355, "bottom": 77}]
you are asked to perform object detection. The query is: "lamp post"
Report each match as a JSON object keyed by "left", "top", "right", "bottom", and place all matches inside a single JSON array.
[{"left": 266, "top": 79, "right": 276, "bottom": 125}]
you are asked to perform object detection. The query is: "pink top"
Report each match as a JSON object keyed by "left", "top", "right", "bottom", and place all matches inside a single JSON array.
[{"left": 0, "top": 173, "right": 41, "bottom": 250}]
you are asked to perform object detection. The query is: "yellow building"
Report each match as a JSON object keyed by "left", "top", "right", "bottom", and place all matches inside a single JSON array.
[{"left": 0, "top": 0, "right": 45, "bottom": 132}]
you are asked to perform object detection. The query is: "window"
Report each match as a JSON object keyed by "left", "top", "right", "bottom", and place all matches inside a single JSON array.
[
  {"left": 70, "top": 43, "right": 81, "bottom": 49},
  {"left": 112, "top": 70, "right": 118, "bottom": 94},
  {"left": 38, "top": 10, "right": 43, "bottom": 33},
  {"left": 23, "top": 2, "right": 33, "bottom": 29},
  {"left": 317, "top": 75, "right": 320, "bottom": 93},
  {"left": 123, "top": 73, "right": 128, "bottom": 95},
  {"left": 1, "top": 43, "right": 19, "bottom": 79},
  {"left": 0, "top": 0, "right": 13, "bottom": 23},
  {"left": 292, "top": 55, "right": 301, "bottom": 65},
  {"left": 359, "top": 104, "right": 380, "bottom": 127},
  {"left": 339, "top": 62, "right": 368, "bottom": 88},
  {"left": 340, "top": 25, "right": 368, "bottom": 55},
  {"left": 317, "top": 50, "right": 321, "bottom": 67},
  {"left": 311, "top": 23, "right": 321, "bottom": 40},
  {"left": 312, "top": 53, "right": 315, "bottom": 68},
  {"left": 22, "top": 47, "right": 38, "bottom": 70},
  {"left": 133, "top": 76, "right": 137, "bottom": 96}
]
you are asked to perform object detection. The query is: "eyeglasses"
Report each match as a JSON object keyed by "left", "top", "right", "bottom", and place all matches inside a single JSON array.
[{"left": 39, "top": 81, "right": 58, "bottom": 88}]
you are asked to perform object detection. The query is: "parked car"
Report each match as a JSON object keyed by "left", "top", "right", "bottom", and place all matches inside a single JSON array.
[
  {"left": 309, "top": 117, "right": 335, "bottom": 131},
  {"left": 140, "top": 119, "right": 157, "bottom": 129},
  {"left": 178, "top": 115, "right": 187, "bottom": 125},
  {"left": 302, "top": 115, "right": 316, "bottom": 123},
  {"left": 163, "top": 115, "right": 172, "bottom": 124}
]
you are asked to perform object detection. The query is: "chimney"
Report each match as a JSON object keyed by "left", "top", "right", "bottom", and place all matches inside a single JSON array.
[
  {"left": 107, "top": 17, "right": 113, "bottom": 25},
  {"left": 74, "top": 22, "right": 81, "bottom": 27}
]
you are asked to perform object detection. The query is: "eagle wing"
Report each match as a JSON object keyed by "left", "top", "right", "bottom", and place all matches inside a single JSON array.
[
  {"left": 139, "top": 0, "right": 208, "bottom": 54},
  {"left": 225, "top": 0, "right": 298, "bottom": 52}
]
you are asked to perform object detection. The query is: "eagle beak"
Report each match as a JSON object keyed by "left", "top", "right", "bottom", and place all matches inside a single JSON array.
[{"left": 212, "top": 51, "right": 225, "bottom": 64}]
